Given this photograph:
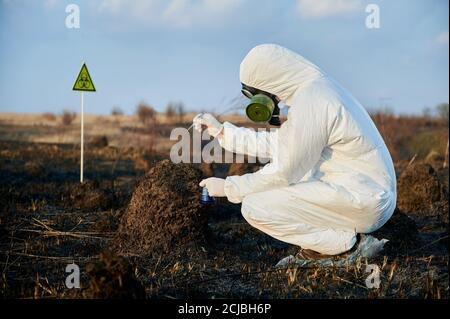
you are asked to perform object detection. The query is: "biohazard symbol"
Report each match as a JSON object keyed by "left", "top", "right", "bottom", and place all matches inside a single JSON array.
[
  {"left": 73, "top": 63, "right": 96, "bottom": 92},
  {"left": 78, "top": 74, "right": 90, "bottom": 89}
]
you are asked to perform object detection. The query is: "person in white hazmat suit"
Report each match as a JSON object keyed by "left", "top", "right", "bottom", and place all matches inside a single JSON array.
[{"left": 193, "top": 44, "right": 396, "bottom": 258}]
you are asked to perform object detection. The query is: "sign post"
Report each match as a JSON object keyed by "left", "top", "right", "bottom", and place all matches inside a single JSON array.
[
  {"left": 72, "top": 63, "right": 96, "bottom": 183},
  {"left": 80, "top": 91, "right": 84, "bottom": 182}
]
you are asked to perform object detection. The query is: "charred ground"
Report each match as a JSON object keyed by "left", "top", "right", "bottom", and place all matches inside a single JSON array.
[{"left": 0, "top": 114, "right": 448, "bottom": 299}]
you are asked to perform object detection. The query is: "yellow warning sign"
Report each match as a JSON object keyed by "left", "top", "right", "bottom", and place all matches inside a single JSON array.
[{"left": 73, "top": 63, "right": 96, "bottom": 92}]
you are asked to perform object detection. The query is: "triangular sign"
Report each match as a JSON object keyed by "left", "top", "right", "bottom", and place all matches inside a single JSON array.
[{"left": 73, "top": 63, "right": 96, "bottom": 92}]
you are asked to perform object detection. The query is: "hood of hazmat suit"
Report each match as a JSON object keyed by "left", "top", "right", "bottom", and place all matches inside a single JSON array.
[{"left": 218, "top": 44, "right": 397, "bottom": 255}]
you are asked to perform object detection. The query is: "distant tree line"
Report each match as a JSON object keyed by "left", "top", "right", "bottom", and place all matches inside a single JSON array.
[
  {"left": 133, "top": 101, "right": 186, "bottom": 125},
  {"left": 423, "top": 103, "right": 449, "bottom": 124}
]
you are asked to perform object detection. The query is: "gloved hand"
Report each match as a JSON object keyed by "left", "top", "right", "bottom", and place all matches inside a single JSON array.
[
  {"left": 193, "top": 113, "right": 223, "bottom": 137},
  {"left": 199, "top": 177, "right": 226, "bottom": 197}
]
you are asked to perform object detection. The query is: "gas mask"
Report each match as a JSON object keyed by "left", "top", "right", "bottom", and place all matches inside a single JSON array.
[{"left": 241, "top": 83, "right": 281, "bottom": 127}]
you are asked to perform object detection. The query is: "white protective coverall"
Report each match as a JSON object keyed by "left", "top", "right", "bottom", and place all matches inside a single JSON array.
[{"left": 218, "top": 44, "right": 397, "bottom": 255}]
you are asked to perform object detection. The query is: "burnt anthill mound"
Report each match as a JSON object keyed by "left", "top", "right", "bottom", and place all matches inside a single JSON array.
[
  {"left": 115, "top": 160, "right": 208, "bottom": 255},
  {"left": 397, "top": 162, "right": 448, "bottom": 221}
]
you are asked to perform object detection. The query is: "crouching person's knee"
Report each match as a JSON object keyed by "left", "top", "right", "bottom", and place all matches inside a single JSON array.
[{"left": 241, "top": 193, "right": 268, "bottom": 225}]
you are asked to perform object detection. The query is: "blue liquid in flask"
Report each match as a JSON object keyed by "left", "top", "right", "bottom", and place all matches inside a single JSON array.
[{"left": 200, "top": 187, "right": 215, "bottom": 205}]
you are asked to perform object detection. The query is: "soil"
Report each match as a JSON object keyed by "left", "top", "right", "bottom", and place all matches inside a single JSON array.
[
  {"left": 115, "top": 160, "right": 208, "bottom": 255},
  {"left": 0, "top": 137, "right": 448, "bottom": 299},
  {"left": 397, "top": 162, "right": 448, "bottom": 222},
  {"left": 373, "top": 208, "right": 421, "bottom": 255},
  {"left": 82, "top": 251, "right": 146, "bottom": 299},
  {"left": 69, "top": 180, "right": 113, "bottom": 210}
]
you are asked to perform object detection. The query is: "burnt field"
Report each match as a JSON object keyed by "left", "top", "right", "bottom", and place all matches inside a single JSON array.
[{"left": 0, "top": 113, "right": 448, "bottom": 299}]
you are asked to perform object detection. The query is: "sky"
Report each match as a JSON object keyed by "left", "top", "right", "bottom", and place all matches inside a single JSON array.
[{"left": 0, "top": 0, "right": 448, "bottom": 115}]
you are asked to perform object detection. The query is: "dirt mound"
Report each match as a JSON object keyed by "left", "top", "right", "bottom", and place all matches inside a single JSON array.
[
  {"left": 373, "top": 208, "right": 420, "bottom": 255},
  {"left": 397, "top": 162, "right": 448, "bottom": 217},
  {"left": 69, "top": 181, "right": 112, "bottom": 210},
  {"left": 83, "top": 251, "right": 146, "bottom": 299},
  {"left": 115, "top": 160, "right": 207, "bottom": 255}
]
